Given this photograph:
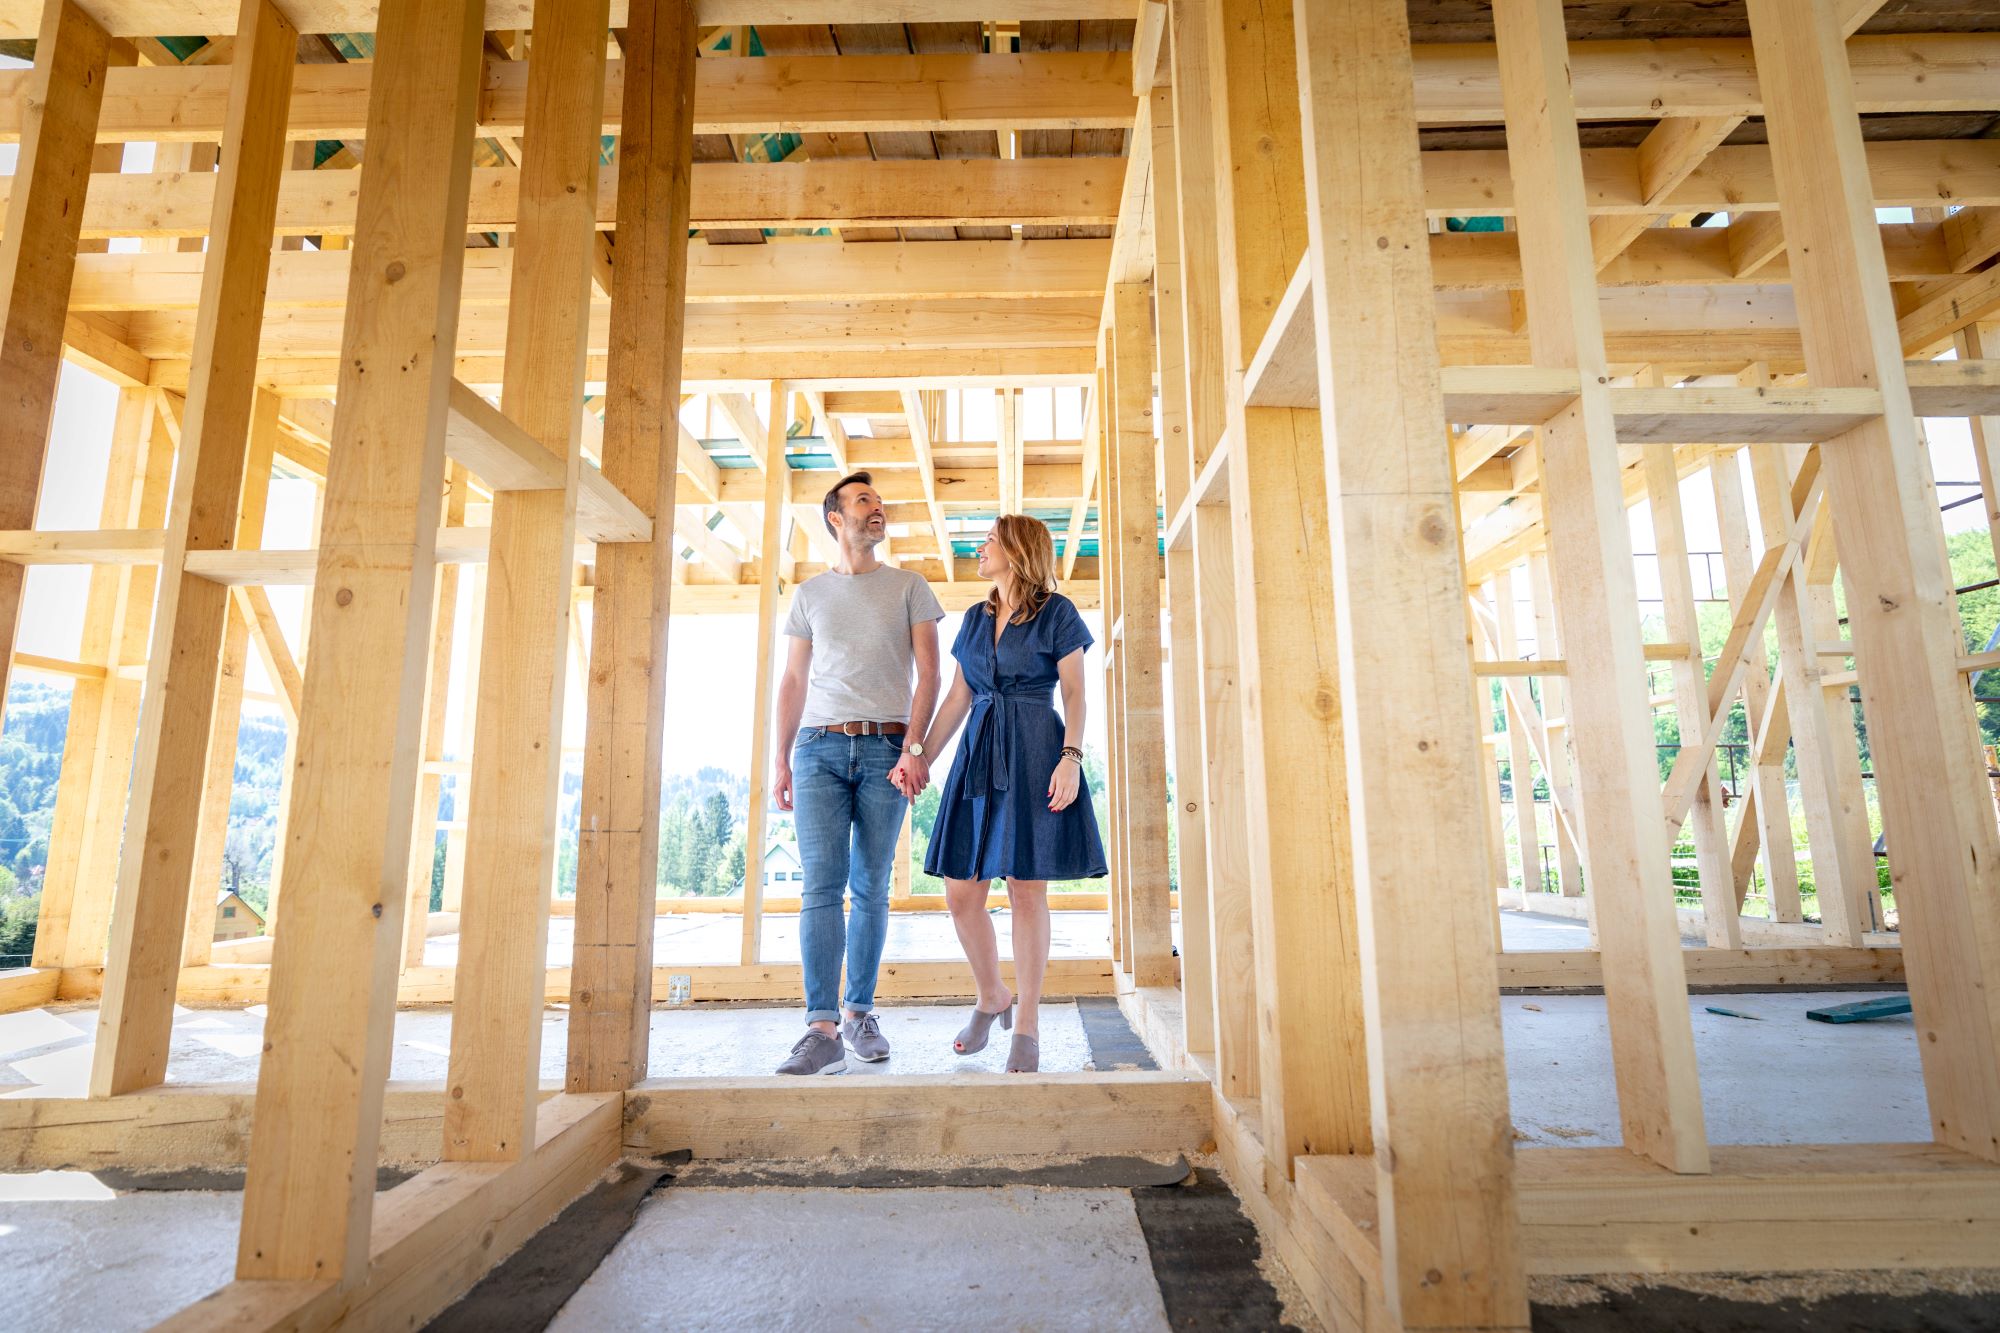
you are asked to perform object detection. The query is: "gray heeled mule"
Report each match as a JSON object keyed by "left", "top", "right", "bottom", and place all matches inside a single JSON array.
[{"left": 953, "top": 998, "right": 1013, "bottom": 1055}]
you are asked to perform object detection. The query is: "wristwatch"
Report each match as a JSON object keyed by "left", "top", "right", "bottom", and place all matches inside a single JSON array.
[{"left": 904, "top": 740, "right": 926, "bottom": 757}]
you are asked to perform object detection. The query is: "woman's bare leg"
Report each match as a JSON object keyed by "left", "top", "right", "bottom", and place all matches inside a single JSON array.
[
  {"left": 1005, "top": 880, "right": 1050, "bottom": 1038},
  {"left": 945, "top": 877, "right": 1011, "bottom": 1012}
]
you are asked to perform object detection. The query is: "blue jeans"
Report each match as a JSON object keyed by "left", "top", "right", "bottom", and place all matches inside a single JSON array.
[{"left": 791, "top": 729, "right": 907, "bottom": 1023}]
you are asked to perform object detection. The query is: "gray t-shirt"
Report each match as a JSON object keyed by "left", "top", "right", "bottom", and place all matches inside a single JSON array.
[{"left": 783, "top": 564, "right": 946, "bottom": 726}]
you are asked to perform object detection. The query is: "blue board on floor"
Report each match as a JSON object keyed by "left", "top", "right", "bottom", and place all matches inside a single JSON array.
[{"left": 1805, "top": 994, "right": 1914, "bottom": 1024}]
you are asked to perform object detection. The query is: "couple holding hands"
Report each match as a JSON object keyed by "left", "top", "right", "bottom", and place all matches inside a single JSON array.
[{"left": 769, "top": 472, "right": 1107, "bottom": 1077}]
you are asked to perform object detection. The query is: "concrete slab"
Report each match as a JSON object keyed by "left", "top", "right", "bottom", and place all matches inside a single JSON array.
[
  {"left": 423, "top": 908, "right": 1118, "bottom": 969},
  {"left": 0, "top": 1181, "right": 239, "bottom": 1333},
  {"left": 0, "top": 1000, "right": 1100, "bottom": 1091},
  {"left": 548, "top": 1185, "right": 1171, "bottom": 1332},
  {"left": 1503, "top": 991, "right": 1929, "bottom": 1148}
]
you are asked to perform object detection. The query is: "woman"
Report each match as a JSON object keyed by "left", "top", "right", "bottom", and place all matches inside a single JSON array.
[{"left": 922, "top": 514, "right": 1108, "bottom": 1073}]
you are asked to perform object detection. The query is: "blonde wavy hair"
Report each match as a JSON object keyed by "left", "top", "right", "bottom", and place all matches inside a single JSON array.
[{"left": 985, "top": 513, "right": 1059, "bottom": 625}]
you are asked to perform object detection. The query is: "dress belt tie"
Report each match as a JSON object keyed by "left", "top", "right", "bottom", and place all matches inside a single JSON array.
[{"left": 964, "top": 690, "right": 1055, "bottom": 799}]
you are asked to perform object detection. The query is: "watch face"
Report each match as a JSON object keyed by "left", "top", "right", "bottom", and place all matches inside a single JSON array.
[{"left": 908, "top": 742, "right": 925, "bottom": 756}]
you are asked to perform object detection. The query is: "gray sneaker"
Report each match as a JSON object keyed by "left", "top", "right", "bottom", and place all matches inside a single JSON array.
[
  {"left": 841, "top": 1012, "right": 890, "bottom": 1063},
  {"left": 775, "top": 1028, "right": 847, "bottom": 1076}
]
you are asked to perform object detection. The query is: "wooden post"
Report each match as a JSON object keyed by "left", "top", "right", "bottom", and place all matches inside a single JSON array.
[
  {"left": 237, "top": 0, "right": 485, "bottom": 1282},
  {"left": 1495, "top": 0, "right": 1708, "bottom": 1174},
  {"left": 1644, "top": 440, "right": 1740, "bottom": 947},
  {"left": 0, "top": 0, "right": 109, "bottom": 712},
  {"left": 403, "top": 464, "right": 470, "bottom": 971},
  {"left": 93, "top": 0, "right": 296, "bottom": 1098},
  {"left": 741, "top": 386, "right": 787, "bottom": 967},
  {"left": 442, "top": 557, "right": 485, "bottom": 917},
  {"left": 1110, "top": 281, "right": 1175, "bottom": 988},
  {"left": 1528, "top": 551, "right": 1586, "bottom": 900},
  {"left": 447, "top": 0, "right": 612, "bottom": 1163},
  {"left": 1153, "top": 85, "right": 1215, "bottom": 1045},
  {"left": 1293, "top": 0, "right": 1530, "bottom": 1321},
  {"left": 34, "top": 389, "right": 159, "bottom": 969},
  {"left": 1209, "top": 0, "right": 1370, "bottom": 1176},
  {"left": 569, "top": 0, "right": 698, "bottom": 1093},
  {"left": 1490, "top": 572, "right": 1544, "bottom": 905},
  {"left": 180, "top": 390, "right": 283, "bottom": 969},
  {"left": 1168, "top": 0, "right": 1255, "bottom": 1089},
  {"left": 1749, "top": 0, "right": 2000, "bottom": 1161}
]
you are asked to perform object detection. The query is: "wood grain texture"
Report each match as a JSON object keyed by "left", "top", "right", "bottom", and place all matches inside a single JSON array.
[{"left": 237, "top": 0, "right": 486, "bottom": 1282}]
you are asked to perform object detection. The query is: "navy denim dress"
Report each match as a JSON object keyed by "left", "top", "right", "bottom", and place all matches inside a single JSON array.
[{"left": 923, "top": 593, "right": 1110, "bottom": 883}]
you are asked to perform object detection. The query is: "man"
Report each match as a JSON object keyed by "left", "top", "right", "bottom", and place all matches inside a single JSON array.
[{"left": 770, "top": 471, "right": 944, "bottom": 1075}]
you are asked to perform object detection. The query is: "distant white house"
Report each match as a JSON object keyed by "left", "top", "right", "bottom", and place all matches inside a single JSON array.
[
  {"left": 213, "top": 889, "right": 266, "bottom": 942},
  {"left": 763, "top": 842, "right": 803, "bottom": 892}
]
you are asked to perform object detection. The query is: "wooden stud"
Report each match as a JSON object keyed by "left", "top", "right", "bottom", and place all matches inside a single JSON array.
[
  {"left": 1491, "top": 571, "right": 1545, "bottom": 906},
  {"left": 402, "top": 465, "right": 470, "bottom": 971},
  {"left": 1109, "top": 281, "right": 1175, "bottom": 987},
  {"left": 1494, "top": 0, "right": 1709, "bottom": 1174},
  {"left": 1168, "top": 0, "right": 1257, "bottom": 1097},
  {"left": 1642, "top": 433, "right": 1740, "bottom": 948},
  {"left": 1208, "top": 0, "right": 1370, "bottom": 1176},
  {"left": 1749, "top": 0, "right": 2000, "bottom": 1162},
  {"left": 1707, "top": 448, "right": 1804, "bottom": 922},
  {"left": 569, "top": 0, "right": 699, "bottom": 1093},
  {"left": 236, "top": 0, "right": 486, "bottom": 1282},
  {"left": 1151, "top": 86, "right": 1215, "bottom": 1049},
  {"left": 181, "top": 389, "right": 283, "bottom": 970},
  {"left": 1294, "top": 2, "right": 1530, "bottom": 1321},
  {"left": 447, "top": 0, "right": 612, "bottom": 1163},
  {"left": 740, "top": 387, "right": 788, "bottom": 966},
  {"left": 0, "top": 0, "right": 109, "bottom": 716},
  {"left": 1527, "top": 551, "right": 1585, "bottom": 902},
  {"left": 91, "top": 0, "right": 296, "bottom": 1098}
]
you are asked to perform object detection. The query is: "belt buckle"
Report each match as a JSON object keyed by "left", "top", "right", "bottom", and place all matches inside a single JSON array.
[{"left": 841, "top": 721, "right": 864, "bottom": 736}]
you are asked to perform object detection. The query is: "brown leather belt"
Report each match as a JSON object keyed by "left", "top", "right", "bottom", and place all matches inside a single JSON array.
[{"left": 827, "top": 720, "right": 906, "bottom": 736}]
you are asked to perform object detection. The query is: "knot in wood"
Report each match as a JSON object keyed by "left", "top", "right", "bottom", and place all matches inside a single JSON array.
[
  {"left": 335, "top": 587, "right": 353, "bottom": 607},
  {"left": 384, "top": 260, "right": 406, "bottom": 284}
]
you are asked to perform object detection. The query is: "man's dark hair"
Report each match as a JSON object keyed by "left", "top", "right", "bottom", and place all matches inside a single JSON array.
[{"left": 822, "top": 470, "right": 874, "bottom": 537}]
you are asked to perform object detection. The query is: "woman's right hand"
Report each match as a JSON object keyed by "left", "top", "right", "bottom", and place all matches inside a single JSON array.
[{"left": 773, "top": 760, "right": 794, "bottom": 812}]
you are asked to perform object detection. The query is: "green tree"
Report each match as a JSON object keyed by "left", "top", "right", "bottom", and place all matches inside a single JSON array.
[{"left": 726, "top": 834, "right": 747, "bottom": 890}]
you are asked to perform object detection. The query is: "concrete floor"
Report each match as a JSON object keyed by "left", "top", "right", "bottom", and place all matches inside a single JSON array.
[
  {"left": 433, "top": 908, "right": 1119, "bottom": 969},
  {"left": 547, "top": 1186, "right": 1172, "bottom": 1332},
  {"left": 0, "top": 1175, "right": 240, "bottom": 1333},
  {"left": 0, "top": 1002, "right": 1098, "bottom": 1094}
]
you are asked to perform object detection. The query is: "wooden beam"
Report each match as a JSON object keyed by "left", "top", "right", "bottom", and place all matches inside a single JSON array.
[
  {"left": 1209, "top": 0, "right": 1369, "bottom": 1181},
  {"left": 11, "top": 160, "right": 1124, "bottom": 238},
  {"left": 447, "top": 0, "right": 611, "bottom": 1165},
  {"left": 170, "top": 1095, "right": 620, "bottom": 1331},
  {"left": 899, "top": 390, "right": 957, "bottom": 582},
  {"left": 64, "top": 238, "right": 1115, "bottom": 311},
  {"left": 1749, "top": 0, "right": 2000, "bottom": 1164},
  {"left": 1148, "top": 84, "right": 1214, "bottom": 1057},
  {"left": 236, "top": 0, "right": 485, "bottom": 1283},
  {"left": 1109, "top": 282, "right": 1174, "bottom": 987},
  {"left": 1643, "top": 426, "right": 1739, "bottom": 949},
  {"left": 402, "top": 465, "right": 469, "bottom": 971},
  {"left": 0, "top": 0, "right": 108, "bottom": 726},
  {"left": 180, "top": 391, "right": 283, "bottom": 970},
  {"left": 1496, "top": 0, "right": 1708, "bottom": 1175},
  {"left": 0, "top": 51, "right": 1135, "bottom": 139},
  {"left": 1293, "top": 0, "right": 1529, "bottom": 1321},
  {"left": 569, "top": 0, "right": 697, "bottom": 1095},
  {"left": 1167, "top": 0, "right": 1256, "bottom": 1099},
  {"left": 10, "top": 31, "right": 1999, "bottom": 129},
  {"left": 740, "top": 388, "right": 787, "bottom": 964},
  {"left": 91, "top": 0, "right": 295, "bottom": 1098}
]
